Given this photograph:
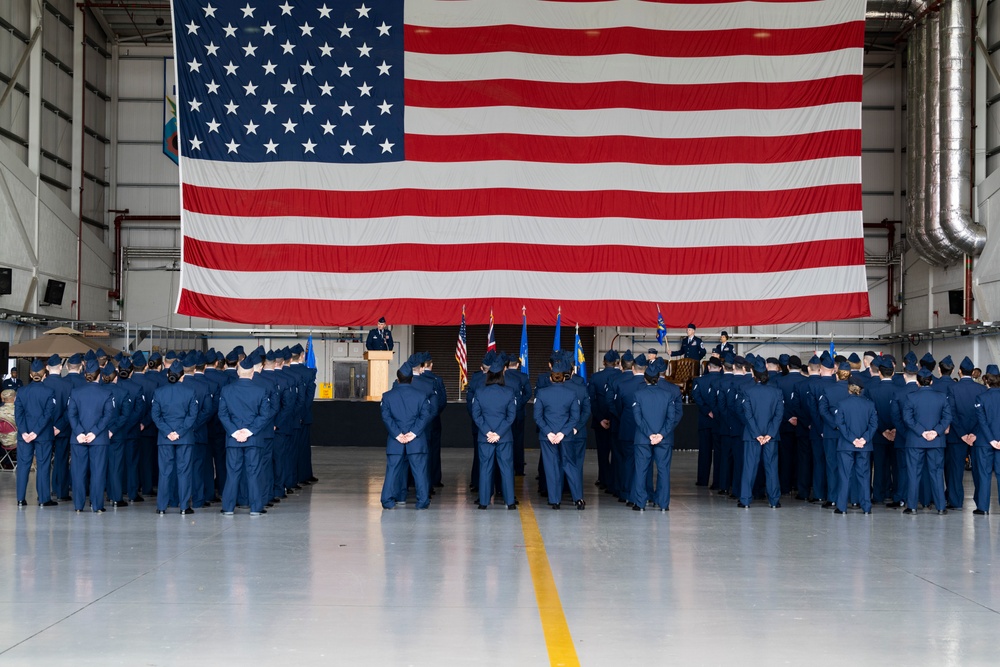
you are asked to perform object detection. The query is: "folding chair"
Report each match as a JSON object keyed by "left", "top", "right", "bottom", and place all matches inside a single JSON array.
[{"left": 0, "top": 414, "right": 16, "bottom": 471}]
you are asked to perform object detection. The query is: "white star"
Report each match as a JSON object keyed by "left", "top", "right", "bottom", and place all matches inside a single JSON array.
[
  {"left": 204, "top": 42, "right": 219, "bottom": 56},
  {"left": 281, "top": 40, "right": 295, "bottom": 54},
  {"left": 339, "top": 101, "right": 354, "bottom": 116},
  {"left": 223, "top": 23, "right": 237, "bottom": 38},
  {"left": 338, "top": 23, "right": 352, "bottom": 38},
  {"left": 281, "top": 79, "right": 297, "bottom": 94},
  {"left": 206, "top": 118, "right": 221, "bottom": 133},
  {"left": 262, "top": 99, "right": 277, "bottom": 114},
  {"left": 261, "top": 21, "right": 276, "bottom": 36},
  {"left": 203, "top": 4, "right": 217, "bottom": 18},
  {"left": 300, "top": 22, "right": 314, "bottom": 37},
  {"left": 376, "top": 22, "right": 391, "bottom": 36},
  {"left": 223, "top": 61, "right": 239, "bottom": 76},
  {"left": 377, "top": 100, "right": 392, "bottom": 115},
  {"left": 357, "top": 81, "right": 372, "bottom": 97},
  {"left": 186, "top": 20, "right": 199, "bottom": 35},
  {"left": 379, "top": 139, "right": 394, "bottom": 154},
  {"left": 188, "top": 98, "right": 203, "bottom": 112},
  {"left": 240, "top": 4, "right": 255, "bottom": 18},
  {"left": 319, "top": 42, "right": 334, "bottom": 57},
  {"left": 264, "top": 139, "right": 279, "bottom": 154},
  {"left": 243, "top": 81, "right": 258, "bottom": 96},
  {"left": 359, "top": 120, "right": 374, "bottom": 135},
  {"left": 282, "top": 119, "right": 298, "bottom": 133},
  {"left": 206, "top": 80, "right": 220, "bottom": 94},
  {"left": 376, "top": 61, "right": 391, "bottom": 76},
  {"left": 320, "top": 120, "right": 336, "bottom": 134},
  {"left": 189, "top": 135, "right": 203, "bottom": 151},
  {"left": 226, "top": 138, "right": 240, "bottom": 153},
  {"left": 300, "top": 61, "right": 315, "bottom": 76},
  {"left": 262, "top": 60, "right": 277, "bottom": 75},
  {"left": 224, "top": 100, "right": 239, "bottom": 115},
  {"left": 338, "top": 62, "right": 353, "bottom": 77},
  {"left": 319, "top": 81, "right": 334, "bottom": 96},
  {"left": 244, "top": 120, "right": 259, "bottom": 135},
  {"left": 356, "top": 4, "right": 370, "bottom": 18},
  {"left": 279, "top": 1, "right": 294, "bottom": 15},
  {"left": 187, "top": 58, "right": 202, "bottom": 72},
  {"left": 317, "top": 4, "right": 332, "bottom": 19},
  {"left": 357, "top": 43, "right": 372, "bottom": 58},
  {"left": 242, "top": 42, "right": 257, "bottom": 57},
  {"left": 300, "top": 100, "right": 315, "bottom": 114},
  {"left": 302, "top": 139, "right": 317, "bottom": 154},
  {"left": 341, "top": 140, "right": 355, "bottom": 155}
]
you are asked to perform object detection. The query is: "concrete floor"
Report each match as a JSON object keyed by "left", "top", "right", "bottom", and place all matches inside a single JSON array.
[{"left": 0, "top": 447, "right": 998, "bottom": 666}]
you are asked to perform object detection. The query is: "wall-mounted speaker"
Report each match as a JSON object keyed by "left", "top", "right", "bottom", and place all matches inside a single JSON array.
[
  {"left": 0, "top": 268, "right": 11, "bottom": 295},
  {"left": 41, "top": 279, "right": 66, "bottom": 306}
]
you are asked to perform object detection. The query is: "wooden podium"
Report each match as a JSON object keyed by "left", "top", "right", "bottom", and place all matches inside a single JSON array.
[{"left": 364, "top": 350, "right": 394, "bottom": 401}]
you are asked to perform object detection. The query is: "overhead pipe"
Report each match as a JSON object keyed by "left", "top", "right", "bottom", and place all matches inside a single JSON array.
[{"left": 107, "top": 211, "right": 181, "bottom": 300}]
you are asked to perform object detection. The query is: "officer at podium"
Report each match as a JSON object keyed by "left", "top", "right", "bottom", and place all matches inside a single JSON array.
[{"left": 366, "top": 317, "right": 394, "bottom": 352}]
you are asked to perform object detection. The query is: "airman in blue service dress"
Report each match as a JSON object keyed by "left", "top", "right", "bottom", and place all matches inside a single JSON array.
[
  {"left": 535, "top": 359, "right": 581, "bottom": 509},
  {"left": 218, "top": 356, "right": 272, "bottom": 516},
  {"left": 588, "top": 350, "right": 621, "bottom": 489},
  {"left": 670, "top": 323, "right": 707, "bottom": 363},
  {"left": 101, "top": 364, "right": 134, "bottom": 508},
  {"left": 471, "top": 357, "right": 517, "bottom": 509},
  {"left": 863, "top": 357, "right": 899, "bottom": 505},
  {"left": 947, "top": 356, "right": 985, "bottom": 509},
  {"left": 631, "top": 363, "right": 682, "bottom": 511},
  {"left": 612, "top": 355, "right": 647, "bottom": 503},
  {"left": 365, "top": 317, "right": 394, "bottom": 351},
  {"left": 14, "top": 359, "right": 58, "bottom": 506},
  {"left": 972, "top": 365, "right": 1000, "bottom": 514},
  {"left": 380, "top": 362, "right": 434, "bottom": 510},
  {"left": 692, "top": 358, "right": 722, "bottom": 486},
  {"left": 833, "top": 384, "right": 878, "bottom": 514},
  {"left": 43, "top": 354, "right": 73, "bottom": 502},
  {"left": 68, "top": 359, "right": 115, "bottom": 512},
  {"left": 900, "top": 368, "right": 953, "bottom": 514},
  {"left": 151, "top": 361, "right": 200, "bottom": 514},
  {"left": 737, "top": 359, "right": 784, "bottom": 508},
  {"left": 505, "top": 355, "right": 533, "bottom": 477},
  {"left": 712, "top": 331, "right": 735, "bottom": 357},
  {"left": 817, "top": 362, "right": 852, "bottom": 508}
]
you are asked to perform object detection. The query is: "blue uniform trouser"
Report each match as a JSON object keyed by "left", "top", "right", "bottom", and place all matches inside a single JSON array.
[
  {"left": 871, "top": 437, "right": 891, "bottom": 503},
  {"left": 223, "top": 446, "right": 262, "bottom": 513},
  {"left": 211, "top": 433, "right": 227, "bottom": 496},
  {"left": 125, "top": 436, "right": 141, "bottom": 499},
  {"left": 469, "top": 421, "right": 481, "bottom": 487},
  {"left": 837, "top": 450, "right": 872, "bottom": 512},
  {"left": 778, "top": 426, "right": 796, "bottom": 494},
  {"left": 512, "top": 414, "right": 525, "bottom": 476},
  {"left": 810, "top": 435, "right": 827, "bottom": 499},
  {"left": 740, "top": 439, "right": 780, "bottom": 507},
  {"left": 158, "top": 444, "right": 193, "bottom": 511},
  {"left": 795, "top": 429, "right": 812, "bottom": 497},
  {"left": 478, "top": 440, "right": 515, "bottom": 506},
  {"left": 730, "top": 434, "right": 744, "bottom": 495},
  {"left": 594, "top": 424, "right": 613, "bottom": 487},
  {"left": 823, "top": 435, "right": 839, "bottom": 502},
  {"left": 382, "top": 450, "right": 429, "bottom": 508},
  {"left": 139, "top": 433, "right": 157, "bottom": 495},
  {"left": 540, "top": 439, "right": 568, "bottom": 506},
  {"left": 972, "top": 447, "right": 1000, "bottom": 512},
  {"left": 609, "top": 438, "right": 626, "bottom": 497},
  {"left": 191, "top": 443, "right": 206, "bottom": 506},
  {"left": 906, "top": 447, "right": 945, "bottom": 511},
  {"left": 429, "top": 415, "right": 443, "bottom": 485},
  {"left": 614, "top": 438, "right": 635, "bottom": 502},
  {"left": 271, "top": 434, "right": 288, "bottom": 498},
  {"left": 893, "top": 443, "right": 908, "bottom": 503},
  {"left": 283, "top": 430, "right": 299, "bottom": 491},
  {"left": 561, "top": 437, "right": 585, "bottom": 503},
  {"left": 710, "top": 428, "right": 723, "bottom": 488},
  {"left": 51, "top": 435, "right": 71, "bottom": 499},
  {"left": 944, "top": 441, "right": 967, "bottom": 508},
  {"left": 259, "top": 438, "right": 274, "bottom": 507},
  {"left": 633, "top": 442, "right": 673, "bottom": 509},
  {"left": 106, "top": 439, "right": 125, "bottom": 502},
  {"left": 296, "top": 423, "right": 313, "bottom": 482},
  {"left": 71, "top": 443, "right": 107, "bottom": 511},
  {"left": 696, "top": 427, "right": 712, "bottom": 486},
  {"left": 16, "top": 440, "right": 53, "bottom": 503}
]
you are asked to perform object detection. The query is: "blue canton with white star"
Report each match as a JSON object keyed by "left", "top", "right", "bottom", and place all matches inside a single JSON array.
[{"left": 173, "top": 0, "right": 403, "bottom": 163}]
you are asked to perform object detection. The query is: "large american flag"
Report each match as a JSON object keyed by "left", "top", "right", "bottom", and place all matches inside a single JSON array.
[{"left": 172, "top": 0, "right": 870, "bottom": 327}]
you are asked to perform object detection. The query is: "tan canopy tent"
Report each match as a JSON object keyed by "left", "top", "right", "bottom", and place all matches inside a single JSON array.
[{"left": 8, "top": 327, "right": 122, "bottom": 359}]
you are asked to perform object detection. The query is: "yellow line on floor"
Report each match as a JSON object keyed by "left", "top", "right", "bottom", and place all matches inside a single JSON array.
[{"left": 518, "top": 488, "right": 580, "bottom": 667}]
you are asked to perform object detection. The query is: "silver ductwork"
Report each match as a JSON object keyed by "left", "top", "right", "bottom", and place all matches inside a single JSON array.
[
  {"left": 939, "top": 0, "right": 986, "bottom": 255},
  {"left": 905, "top": 24, "right": 931, "bottom": 263},
  {"left": 866, "top": 0, "right": 924, "bottom": 32}
]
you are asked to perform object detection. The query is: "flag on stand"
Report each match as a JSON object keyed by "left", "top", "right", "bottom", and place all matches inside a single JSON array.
[
  {"left": 456, "top": 305, "right": 468, "bottom": 390},
  {"left": 829, "top": 340, "right": 836, "bottom": 359},
  {"left": 487, "top": 310, "right": 496, "bottom": 352},
  {"left": 519, "top": 307, "right": 529, "bottom": 376},
  {"left": 656, "top": 307, "right": 667, "bottom": 347},
  {"left": 305, "top": 333, "right": 316, "bottom": 369},
  {"left": 553, "top": 308, "right": 562, "bottom": 352},
  {"left": 171, "top": 0, "right": 870, "bottom": 327},
  {"left": 574, "top": 324, "right": 586, "bottom": 382}
]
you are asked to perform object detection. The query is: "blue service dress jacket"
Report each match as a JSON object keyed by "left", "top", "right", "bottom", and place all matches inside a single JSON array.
[
  {"left": 14, "top": 382, "right": 57, "bottom": 445},
  {"left": 151, "top": 383, "right": 200, "bottom": 445},
  {"left": 68, "top": 382, "right": 115, "bottom": 445},
  {"left": 535, "top": 384, "right": 580, "bottom": 442},
  {"left": 471, "top": 384, "right": 517, "bottom": 444},
  {"left": 974, "top": 388, "right": 1000, "bottom": 447},
  {"left": 901, "top": 387, "right": 953, "bottom": 448},
  {"left": 365, "top": 327, "right": 394, "bottom": 351},
  {"left": 217, "top": 379, "right": 272, "bottom": 448},
  {"left": 381, "top": 384, "right": 434, "bottom": 454},
  {"left": 671, "top": 336, "right": 706, "bottom": 360},
  {"left": 950, "top": 377, "right": 987, "bottom": 443},
  {"left": 740, "top": 383, "right": 784, "bottom": 443},
  {"left": 631, "top": 384, "right": 682, "bottom": 445},
  {"left": 833, "top": 396, "right": 878, "bottom": 451}
]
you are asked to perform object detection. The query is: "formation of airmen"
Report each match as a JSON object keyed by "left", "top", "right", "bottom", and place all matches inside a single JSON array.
[{"left": 11, "top": 344, "right": 318, "bottom": 515}]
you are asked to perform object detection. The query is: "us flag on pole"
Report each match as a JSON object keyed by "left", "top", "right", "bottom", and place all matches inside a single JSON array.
[
  {"left": 455, "top": 305, "right": 468, "bottom": 390},
  {"left": 172, "top": 0, "right": 870, "bottom": 327}
]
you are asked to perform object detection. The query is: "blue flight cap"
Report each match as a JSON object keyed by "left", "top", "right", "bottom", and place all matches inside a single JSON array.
[
  {"left": 634, "top": 354, "right": 649, "bottom": 368},
  {"left": 29, "top": 359, "right": 45, "bottom": 373},
  {"left": 687, "top": 323, "right": 697, "bottom": 330},
  {"left": 290, "top": 344, "right": 304, "bottom": 355},
  {"left": 808, "top": 355, "right": 821, "bottom": 365},
  {"left": 96, "top": 348, "right": 107, "bottom": 358},
  {"left": 424, "top": 351, "right": 434, "bottom": 362},
  {"left": 46, "top": 354, "right": 62, "bottom": 366},
  {"left": 752, "top": 358, "right": 766, "bottom": 374},
  {"left": 870, "top": 357, "right": 882, "bottom": 369},
  {"left": 132, "top": 351, "right": 146, "bottom": 366},
  {"left": 921, "top": 352, "right": 935, "bottom": 365},
  {"left": 644, "top": 364, "right": 659, "bottom": 379},
  {"left": 848, "top": 353, "right": 860, "bottom": 363},
  {"left": 238, "top": 356, "right": 256, "bottom": 371},
  {"left": 883, "top": 354, "right": 896, "bottom": 364},
  {"left": 482, "top": 351, "right": 497, "bottom": 367},
  {"left": 917, "top": 367, "right": 933, "bottom": 380},
  {"left": 903, "top": 362, "right": 918, "bottom": 374},
  {"left": 960, "top": 356, "right": 975, "bottom": 373},
  {"left": 652, "top": 358, "right": 667, "bottom": 375},
  {"left": 904, "top": 351, "right": 917, "bottom": 363},
  {"left": 881, "top": 358, "right": 895, "bottom": 372},
  {"left": 407, "top": 353, "right": 422, "bottom": 366},
  {"left": 838, "top": 362, "right": 851, "bottom": 372},
  {"left": 84, "top": 359, "right": 100, "bottom": 375},
  {"left": 119, "top": 358, "right": 133, "bottom": 371},
  {"left": 233, "top": 346, "right": 245, "bottom": 356},
  {"left": 647, "top": 348, "right": 658, "bottom": 355},
  {"left": 149, "top": 352, "right": 162, "bottom": 362},
  {"left": 100, "top": 364, "right": 115, "bottom": 377},
  {"left": 281, "top": 347, "right": 292, "bottom": 360},
  {"left": 398, "top": 361, "right": 413, "bottom": 378},
  {"left": 67, "top": 353, "right": 82, "bottom": 364},
  {"left": 604, "top": 349, "right": 620, "bottom": 363},
  {"left": 621, "top": 349, "right": 634, "bottom": 363},
  {"left": 165, "top": 350, "right": 177, "bottom": 360},
  {"left": 733, "top": 355, "right": 746, "bottom": 366},
  {"left": 112, "top": 352, "right": 122, "bottom": 363},
  {"left": 720, "top": 330, "right": 729, "bottom": 337},
  {"left": 745, "top": 353, "right": 756, "bottom": 363},
  {"left": 378, "top": 317, "right": 386, "bottom": 323},
  {"left": 206, "top": 347, "right": 216, "bottom": 357},
  {"left": 708, "top": 356, "right": 722, "bottom": 368},
  {"left": 778, "top": 354, "right": 790, "bottom": 366},
  {"left": 265, "top": 350, "right": 277, "bottom": 362},
  {"left": 182, "top": 351, "right": 199, "bottom": 368},
  {"left": 986, "top": 364, "right": 999, "bottom": 375},
  {"left": 488, "top": 358, "right": 505, "bottom": 374},
  {"left": 551, "top": 359, "right": 572, "bottom": 374},
  {"left": 821, "top": 356, "right": 835, "bottom": 369},
  {"left": 766, "top": 357, "right": 779, "bottom": 366},
  {"left": 84, "top": 350, "right": 97, "bottom": 362},
  {"left": 216, "top": 352, "right": 225, "bottom": 363},
  {"left": 225, "top": 350, "right": 239, "bottom": 363},
  {"left": 168, "top": 360, "right": 183, "bottom": 375},
  {"left": 723, "top": 352, "right": 735, "bottom": 365},
  {"left": 939, "top": 355, "right": 953, "bottom": 367}
]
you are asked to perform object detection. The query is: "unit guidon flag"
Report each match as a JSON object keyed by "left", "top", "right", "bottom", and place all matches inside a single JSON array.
[{"left": 172, "top": 0, "right": 870, "bottom": 326}]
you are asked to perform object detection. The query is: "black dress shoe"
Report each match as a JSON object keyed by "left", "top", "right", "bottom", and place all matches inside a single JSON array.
[
  {"left": 132, "top": 495, "right": 145, "bottom": 502},
  {"left": 550, "top": 503, "right": 560, "bottom": 510},
  {"left": 863, "top": 511, "right": 872, "bottom": 515},
  {"left": 39, "top": 500, "right": 58, "bottom": 507},
  {"left": 617, "top": 497, "right": 626, "bottom": 503},
  {"left": 507, "top": 504, "right": 517, "bottom": 510},
  {"left": 58, "top": 496, "right": 72, "bottom": 502},
  {"left": 886, "top": 501, "right": 901, "bottom": 508},
  {"left": 202, "top": 501, "right": 213, "bottom": 507},
  {"left": 625, "top": 501, "right": 635, "bottom": 508},
  {"left": 308, "top": 476, "right": 319, "bottom": 483},
  {"left": 292, "top": 485, "right": 302, "bottom": 490},
  {"left": 180, "top": 508, "right": 194, "bottom": 515},
  {"left": 833, "top": 509, "right": 845, "bottom": 515},
  {"left": 156, "top": 510, "right": 166, "bottom": 515},
  {"left": 737, "top": 502, "right": 749, "bottom": 509},
  {"left": 265, "top": 502, "right": 274, "bottom": 508},
  {"left": 575, "top": 500, "right": 585, "bottom": 510},
  {"left": 660, "top": 507, "right": 669, "bottom": 512},
  {"left": 973, "top": 509, "right": 988, "bottom": 515},
  {"left": 795, "top": 495, "right": 807, "bottom": 501},
  {"left": 946, "top": 504, "right": 958, "bottom": 510},
  {"left": 94, "top": 508, "right": 106, "bottom": 513},
  {"left": 211, "top": 496, "right": 222, "bottom": 503},
  {"left": 631, "top": 505, "right": 644, "bottom": 512},
  {"left": 16, "top": 500, "right": 27, "bottom": 507},
  {"left": 808, "top": 497, "right": 820, "bottom": 503},
  {"left": 285, "top": 489, "right": 294, "bottom": 495},
  {"left": 434, "top": 482, "right": 445, "bottom": 488},
  {"left": 822, "top": 501, "right": 836, "bottom": 509},
  {"left": 477, "top": 504, "right": 488, "bottom": 510},
  {"left": 937, "top": 509, "right": 948, "bottom": 515},
  {"left": 717, "top": 489, "right": 728, "bottom": 496},
  {"left": 771, "top": 503, "right": 782, "bottom": 509},
  {"left": 849, "top": 503, "right": 860, "bottom": 509},
  {"left": 903, "top": 508, "right": 916, "bottom": 515},
  {"left": 112, "top": 500, "right": 128, "bottom": 508}
]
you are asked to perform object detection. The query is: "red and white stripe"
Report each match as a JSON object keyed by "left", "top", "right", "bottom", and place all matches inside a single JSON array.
[{"left": 178, "top": 0, "right": 870, "bottom": 327}]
